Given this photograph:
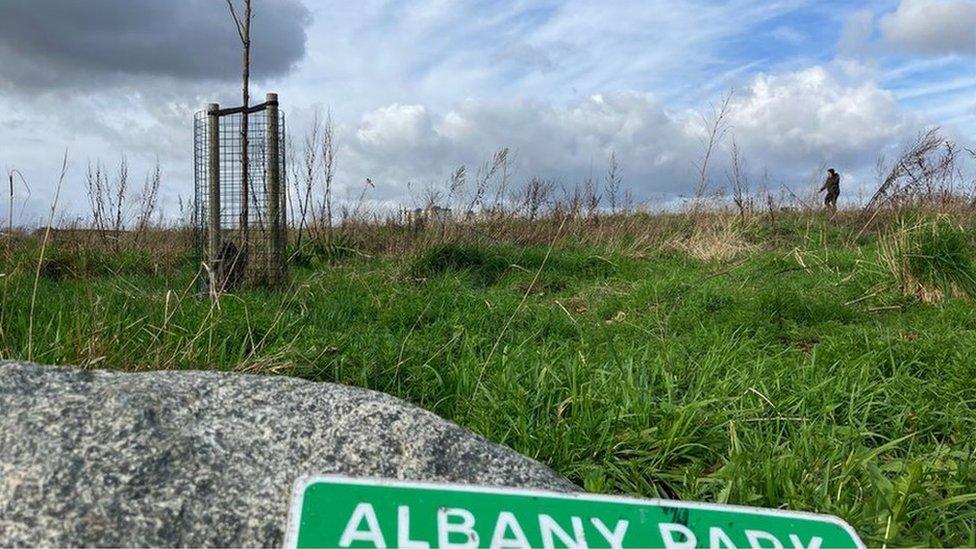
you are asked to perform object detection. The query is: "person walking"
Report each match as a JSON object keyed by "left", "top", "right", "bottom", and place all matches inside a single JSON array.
[{"left": 820, "top": 168, "right": 840, "bottom": 213}]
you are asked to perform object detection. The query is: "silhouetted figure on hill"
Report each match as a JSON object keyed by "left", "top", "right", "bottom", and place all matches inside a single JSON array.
[{"left": 820, "top": 168, "right": 840, "bottom": 213}]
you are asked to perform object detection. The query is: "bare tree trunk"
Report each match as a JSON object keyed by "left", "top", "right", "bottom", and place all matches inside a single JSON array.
[
  {"left": 322, "top": 112, "right": 336, "bottom": 241},
  {"left": 728, "top": 136, "right": 748, "bottom": 222},
  {"left": 692, "top": 89, "right": 733, "bottom": 218},
  {"left": 292, "top": 110, "right": 320, "bottom": 252},
  {"left": 226, "top": 0, "right": 252, "bottom": 251},
  {"left": 240, "top": 0, "right": 251, "bottom": 252}
]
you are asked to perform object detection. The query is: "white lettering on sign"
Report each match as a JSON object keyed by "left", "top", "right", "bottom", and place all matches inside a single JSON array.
[
  {"left": 591, "top": 518, "right": 629, "bottom": 548},
  {"left": 339, "top": 503, "right": 386, "bottom": 548},
  {"left": 658, "top": 522, "right": 826, "bottom": 549},
  {"left": 490, "top": 511, "right": 531, "bottom": 548},
  {"left": 333, "top": 502, "right": 831, "bottom": 549},
  {"left": 437, "top": 507, "right": 479, "bottom": 548},
  {"left": 397, "top": 506, "right": 430, "bottom": 548},
  {"left": 660, "top": 523, "right": 697, "bottom": 549},
  {"left": 710, "top": 526, "right": 737, "bottom": 548},
  {"left": 539, "top": 514, "right": 588, "bottom": 548}
]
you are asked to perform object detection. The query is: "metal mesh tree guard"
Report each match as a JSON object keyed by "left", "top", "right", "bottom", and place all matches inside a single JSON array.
[{"left": 193, "top": 93, "right": 287, "bottom": 292}]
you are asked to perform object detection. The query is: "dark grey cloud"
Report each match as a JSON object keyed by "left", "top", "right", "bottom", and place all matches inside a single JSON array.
[{"left": 0, "top": 0, "right": 310, "bottom": 90}]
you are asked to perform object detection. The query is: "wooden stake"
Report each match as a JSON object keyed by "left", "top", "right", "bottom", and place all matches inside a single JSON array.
[
  {"left": 207, "top": 103, "right": 221, "bottom": 298},
  {"left": 265, "top": 93, "right": 285, "bottom": 285}
]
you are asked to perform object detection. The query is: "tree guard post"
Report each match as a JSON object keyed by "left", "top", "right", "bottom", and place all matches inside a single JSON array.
[
  {"left": 206, "top": 102, "right": 221, "bottom": 297},
  {"left": 193, "top": 94, "right": 286, "bottom": 293},
  {"left": 265, "top": 92, "right": 285, "bottom": 285}
]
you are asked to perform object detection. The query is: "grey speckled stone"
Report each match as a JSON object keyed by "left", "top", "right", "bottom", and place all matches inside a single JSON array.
[{"left": 0, "top": 361, "right": 575, "bottom": 547}]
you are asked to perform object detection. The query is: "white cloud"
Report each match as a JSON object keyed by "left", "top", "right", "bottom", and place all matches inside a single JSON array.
[
  {"left": 727, "top": 66, "right": 912, "bottom": 168},
  {"left": 879, "top": 0, "right": 976, "bottom": 57},
  {"left": 2, "top": 0, "right": 968, "bottom": 224},
  {"left": 1, "top": 59, "right": 928, "bottom": 224},
  {"left": 338, "top": 92, "right": 695, "bottom": 202},
  {"left": 357, "top": 104, "right": 439, "bottom": 151},
  {"left": 332, "top": 65, "right": 916, "bottom": 206}
]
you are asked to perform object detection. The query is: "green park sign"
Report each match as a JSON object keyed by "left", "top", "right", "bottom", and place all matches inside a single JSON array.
[{"left": 285, "top": 476, "right": 863, "bottom": 548}]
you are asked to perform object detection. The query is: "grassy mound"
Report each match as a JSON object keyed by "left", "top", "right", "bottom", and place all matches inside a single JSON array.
[
  {"left": 881, "top": 217, "right": 976, "bottom": 301},
  {"left": 4, "top": 212, "right": 976, "bottom": 546},
  {"left": 909, "top": 219, "right": 976, "bottom": 298},
  {"left": 408, "top": 243, "right": 508, "bottom": 285}
]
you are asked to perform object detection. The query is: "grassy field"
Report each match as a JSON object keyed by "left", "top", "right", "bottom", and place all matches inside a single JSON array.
[{"left": 3, "top": 211, "right": 976, "bottom": 546}]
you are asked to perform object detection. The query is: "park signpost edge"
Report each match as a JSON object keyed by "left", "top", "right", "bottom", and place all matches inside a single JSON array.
[{"left": 284, "top": 475, "right": 864, "bottom": 549}]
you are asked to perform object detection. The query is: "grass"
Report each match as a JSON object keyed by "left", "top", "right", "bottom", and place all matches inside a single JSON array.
[{"left": 2, "top": 211, "right": 976, "bottom": 546}]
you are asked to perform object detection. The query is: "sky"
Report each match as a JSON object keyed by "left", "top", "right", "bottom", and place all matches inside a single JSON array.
[{"left": 0, "top": 0, "right": 974, "bottom": 225}]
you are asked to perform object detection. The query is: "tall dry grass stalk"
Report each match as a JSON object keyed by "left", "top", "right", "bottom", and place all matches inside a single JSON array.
[
  {"left": 856, "top": 127, "right": 959, "bottom": 240},
  {"left": 6, "top": 169, "right": 30, "bottom": 238},
  {"left": 728, "top": 137, "right": 750, "bottom": 222},
  {"left": 467, "top": 213, "right": 569, "bottom": 415},
  {"left": 289, "top": 109, "right": 341, "bottom": 253},
  {"left": 29, "top": 150, "right": 68, "bottom": 360},
  {"left": 290, "top": 109, "right": 320, "bottom": 250},
  {"left": 691, "top": 90, "right": 733, "bottom": 219},
  {"left": 85, "top": 156, "right": 162, "bottom": 249}
]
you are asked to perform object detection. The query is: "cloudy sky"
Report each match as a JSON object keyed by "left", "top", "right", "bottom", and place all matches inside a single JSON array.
[{"left": 0, "top": 0, "right": 974, "bottom": 224}]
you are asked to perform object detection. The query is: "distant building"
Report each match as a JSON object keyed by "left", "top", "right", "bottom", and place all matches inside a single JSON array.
[
  {"left": 464, "top": 208, "right": 502, "bottom": 222},
  {"left": 404, "top": 206, "right": 453, "bottom": 226}
]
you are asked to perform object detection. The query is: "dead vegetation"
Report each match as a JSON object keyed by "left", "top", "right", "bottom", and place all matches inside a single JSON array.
[
  {"left": 667, "top": 216, "right": 753, "bottom": 262},
  {"left": 3, "top": 114, "right": 975, "bottom": 302}
]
